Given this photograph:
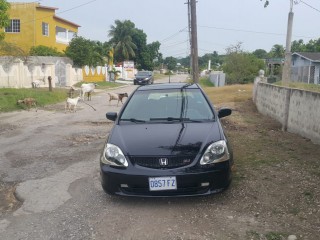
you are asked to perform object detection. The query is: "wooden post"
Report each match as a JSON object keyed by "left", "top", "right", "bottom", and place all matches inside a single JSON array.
[{"left": 48, "top": 76, "right": 52, "bottom": 92}]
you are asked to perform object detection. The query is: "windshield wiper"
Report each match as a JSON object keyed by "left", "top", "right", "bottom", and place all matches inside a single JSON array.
[
  {"left": 121, "top": 118, "right": 146, "bottom": 123},
  {"left": 150, "top": 117, "right": 188, "bottom": 122}
]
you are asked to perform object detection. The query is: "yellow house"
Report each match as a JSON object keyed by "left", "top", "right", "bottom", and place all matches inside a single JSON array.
[{"left": 2, "top": 2, "right": 80, "bottom": 54}]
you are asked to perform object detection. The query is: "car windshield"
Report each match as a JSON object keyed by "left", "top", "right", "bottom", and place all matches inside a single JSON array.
[
  {"left": 120, "top": 88, "right": 215, "bottom": 123},
  {"left": 136, "top": 72, "right": 151, "bottom": 77}
]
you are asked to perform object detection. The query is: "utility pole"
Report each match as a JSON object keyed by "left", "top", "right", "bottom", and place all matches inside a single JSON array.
[
  {"left": 190, "top": 0, "right": 199, "bottom": 83},
  {"left": 186, "top": 0, "right": 192, "bottom": 78},
  {"left": 282, "top": 0, "right": 294, "bottom": 84}
]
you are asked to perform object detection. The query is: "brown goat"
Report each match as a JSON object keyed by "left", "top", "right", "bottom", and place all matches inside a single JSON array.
[
  {"left": 108, "top": 92, "right": 128, "bottom": 106},
  {"left": 17, "top": 98, "right": 38, "bottom": 111}
]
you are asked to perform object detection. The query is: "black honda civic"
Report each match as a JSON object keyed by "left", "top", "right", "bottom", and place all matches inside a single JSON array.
[{"left": 100, "top": 83, "right": 233, "bottom": 197}]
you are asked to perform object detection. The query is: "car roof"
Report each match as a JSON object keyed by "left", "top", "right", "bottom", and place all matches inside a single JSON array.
[{"left": 137, "top": 83, "right": 200, "bottom": 91}]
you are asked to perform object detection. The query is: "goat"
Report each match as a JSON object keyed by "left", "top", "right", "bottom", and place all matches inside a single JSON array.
[
  {"left": 80, "top": 83, "right": 97, "bottom": 101},
  {"left": 68, "top": 86, "right": 77, "bottom": 98},
  {"left": 17, "top": 98, "right": 38, "bottom": 111},
  {"left": 32, "top": 80, "right": 41, "bottom": 88},
  {"left": 32, "top": 78, "right": 45, "bottom": 88},
  {"left": 108, "top": 92, "right": 128, "bottom": 106},
  {"left": 65, "top": 96, "right": 81, "bottom": 113}
]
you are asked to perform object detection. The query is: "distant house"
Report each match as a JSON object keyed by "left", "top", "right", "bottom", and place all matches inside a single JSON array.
[
  {"left": 291, "top": 52, "right": 320, "bottom": 84},
  {"left": 1, "top": 2, "right": 80, "bottom": 54}
]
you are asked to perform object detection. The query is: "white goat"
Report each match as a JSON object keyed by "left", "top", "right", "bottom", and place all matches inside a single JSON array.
[
  {"left": 80, "top": 83, "right": 97, "bottom": 101},
  {"left": 65, "top": 96, "right": 81, "bottom": 113},
  {"left": 32, "top": 80, "right": 41, "bottom": 88},
  {"left": 32, "top": 78, "right": 45, "bottom": 88}
]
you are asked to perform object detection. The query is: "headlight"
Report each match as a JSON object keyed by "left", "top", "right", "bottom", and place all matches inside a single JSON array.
[
  {"left": 200, "top": 140, "right": 230, "bottom": 165},
  {"left": 101, "top": 143, "right": 128, "bottom": 167}
]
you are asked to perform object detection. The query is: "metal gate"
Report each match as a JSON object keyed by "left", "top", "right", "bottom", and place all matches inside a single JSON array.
[{"left": 55, "top": 60, "right": 66, "bottom": 87}]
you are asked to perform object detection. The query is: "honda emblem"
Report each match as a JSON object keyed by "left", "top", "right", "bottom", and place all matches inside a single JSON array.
[{"left": 159, "top": 158, "right": 169, "bottom": 166}]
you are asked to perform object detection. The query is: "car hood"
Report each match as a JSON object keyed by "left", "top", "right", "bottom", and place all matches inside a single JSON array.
[{"left": 109, "top": 122, "right": 222, "bottom": 156}]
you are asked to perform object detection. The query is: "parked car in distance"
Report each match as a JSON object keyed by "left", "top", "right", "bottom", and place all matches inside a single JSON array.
[
  {"left": 133, "top": 71, "right": 154, "bottom": 85},
  {"left": 100, "top": 83, "right": 233, "bottom": 197}
]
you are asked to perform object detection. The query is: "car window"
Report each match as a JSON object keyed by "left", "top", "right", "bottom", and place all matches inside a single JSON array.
[{"left": 120, "top": 88, "right": 214, "bottom": 122}]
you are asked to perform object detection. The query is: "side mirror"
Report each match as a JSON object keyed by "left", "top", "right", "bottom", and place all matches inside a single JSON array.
[
  {"left": 218, "top": 108, "right": 232, "bottom": 119},
  {"left": 106, "top": 112, "right": 117, "bottom": 121}
]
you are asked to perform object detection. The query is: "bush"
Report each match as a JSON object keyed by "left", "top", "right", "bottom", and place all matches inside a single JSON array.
[{"left": 29, "top": 45, "right": 63, "bottom": 56}]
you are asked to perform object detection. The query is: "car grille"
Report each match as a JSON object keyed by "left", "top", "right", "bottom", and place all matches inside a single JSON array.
[{"left": 130, "top": 156, "right": 195, "bottom": 169}]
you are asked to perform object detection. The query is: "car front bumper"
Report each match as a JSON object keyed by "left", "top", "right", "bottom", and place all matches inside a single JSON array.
[
  {"left": 134, "top": 79, "right": 150, "bottom": 85},
  {"left": 100, "top": 162, "right": 232, "bottom": 197}
]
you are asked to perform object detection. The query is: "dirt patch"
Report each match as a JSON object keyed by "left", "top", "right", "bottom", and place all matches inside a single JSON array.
[
  {"left": 0, "top": 182, "right": 21, "bottom": 215},
  {"left": 222, "top": 100, "right": 320, "bottom": 239}
]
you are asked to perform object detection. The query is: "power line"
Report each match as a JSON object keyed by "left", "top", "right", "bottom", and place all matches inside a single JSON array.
[
  {"left": 199, "top": 25, "right": 316, "bottom": 39},
  {"left": 18, "top": 0, "right": 97, "bottom": 25},
  {"left": 160, "top": 27, "right": 188, "bottom": 43},
  {"left": 162, "top": 40, "right": 189, "bottom": 48},
  {"left": 299, "top": 0, "right": 320, "bottom": 13}
]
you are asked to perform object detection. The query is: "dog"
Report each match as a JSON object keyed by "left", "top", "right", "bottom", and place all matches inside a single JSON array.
[{"left": 108, "top": 92, "right": 128, "bottom": 106}]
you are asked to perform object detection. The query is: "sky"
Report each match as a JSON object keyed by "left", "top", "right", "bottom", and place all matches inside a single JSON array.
[{"left": 8, "top": 0, "right": 320, "bottom": 57}]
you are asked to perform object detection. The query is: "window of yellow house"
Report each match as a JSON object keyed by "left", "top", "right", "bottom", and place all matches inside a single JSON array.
[
  {"left": 5, "top": 19, "right": 20, "bottom": 33},
  {"left": 42, "top": 22, "right": 49, "bottom": 36}
]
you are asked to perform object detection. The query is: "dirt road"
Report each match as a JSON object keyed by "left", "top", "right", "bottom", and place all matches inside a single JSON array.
[{"left": 0, "top": 75, "right": 319, "bottom": 240}]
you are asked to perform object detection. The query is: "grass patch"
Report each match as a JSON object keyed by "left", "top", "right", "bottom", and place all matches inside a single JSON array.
[
  {"left": 274, "top": 81, "right": 320, "bottom": 93},
  {"left": 73, "top": 81, "right": 122, "bottom": 89},
  {"left": 265, "top": 231, "right": 287, "bottom": 240},
  {"left": 0, "top": 88, "right": 68, "bottom": 112},
  {"left": 203, "top": 84, "right": 253, "bottom": 105},
  {"left": 199, "top": 76, "right": 214, "bottom": 87}
]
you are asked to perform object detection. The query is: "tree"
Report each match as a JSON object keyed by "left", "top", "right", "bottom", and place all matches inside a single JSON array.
[
  {"left": 30, "top": 45, "right": 63, "bottom": 56},
  {"left": 223, "top": 43, "right": 264, "bottom": 84},
  {"left": 65, "top": 36, "right": 108, "bottom": 67},
  {"left": 0, "top": 0, "right": 10, "bottom": 41},
  {"left": 164, "top": 57, "right": 177, "bottom": 71},
  {"left": 252, "top": 49, "right": 268, "bottom": 59},
  {"left": 108, "top": 20, "right": 137, "bottom": 62},
  {"left": 223, "top": 53, "right": 264, "bottom": 84},
  {"left": 198, "top": 51, "right": 223, "bottom": 71},
  {"left": 138, "top": 41, "right": 161, "bottom": 70},
  {"left": 269, "top": 44, "right": 285, "bottom": 58}
]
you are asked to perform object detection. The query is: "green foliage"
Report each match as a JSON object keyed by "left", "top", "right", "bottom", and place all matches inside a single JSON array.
[
  {"left": 0, "top": 0, "right": 10, "bottom": 41},
  {"left": 199, "top": 77, "right": 214, "bottom": 87},
  {"left": 108, "top": 20, "right": 161, "bottom": 70},
  {"left": 0, "top": 88, "right": 67, "bottom": 112},
  {"left": 108, "top": 20, "right": 137, "bottom": 61},
  {"left": 292, "top": 38, "right": 320, "bottom": 52},
  {"left": 269, "top": 44, "right": 285, "bottom": 58},
  {"left": 30, "top": 45, "right": 63, "bottom": 56},
  {"left": 252, "top": 49, "right": 268, "bottom": 59},
  {"left": 265, "top": 232, "right": 286, "bottom": 240},
  {"left": 0, "top": 41, "right": 26, "bottom": 56},
  {"left": 223, "top": 52, "right": 265, "bottom": 84},
  {"left": 198, "top": 51, "right": 223, "bottom": 70},
  {"left": 138, "top": 41, "right": 161, "bottom": 70},
  {"left": 65, "top": 36, "right": 108, "bottom": 67},
  {"left": 164, "top": 56, "right": 177, "bottom": 71}
]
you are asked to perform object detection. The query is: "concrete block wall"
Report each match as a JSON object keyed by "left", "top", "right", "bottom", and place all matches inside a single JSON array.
[
  {"left": 254, "top": 82, "right": 320, "bottom": 144},
  {"left": 288, "top": 89, "right": 320, "bottom": 143}
]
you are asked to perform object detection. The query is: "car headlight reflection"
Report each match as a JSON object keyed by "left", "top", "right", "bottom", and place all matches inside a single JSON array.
[
  {"left": 102, "top": 143, "right": 128, "bottom": 167},
  {"left": 200, "top": 140, "right": 230, "bottom": 165}
]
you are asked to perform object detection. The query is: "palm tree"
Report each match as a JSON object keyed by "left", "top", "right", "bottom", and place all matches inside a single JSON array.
[
  {"left": 270, "top": 44, "right": 285, "bottom": 58},
  {"left": 108, "top": 20, "right": 137, "bottom": 62}
]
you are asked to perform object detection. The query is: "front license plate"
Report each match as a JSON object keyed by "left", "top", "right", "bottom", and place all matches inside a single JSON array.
[{"left": 149, "top": 176, "right": 177, "bottom": 191}]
